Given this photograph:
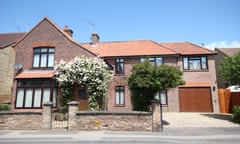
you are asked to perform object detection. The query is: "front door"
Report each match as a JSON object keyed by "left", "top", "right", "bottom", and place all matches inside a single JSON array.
[{"left": 74, "top": 85, "right": 89, "bottom": 111}]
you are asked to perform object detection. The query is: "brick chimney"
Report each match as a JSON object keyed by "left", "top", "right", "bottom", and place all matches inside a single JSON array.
[
  {"left": 63, "top": 25, "right": 73, "bottom": 37},
  {"left": 91, "top": 33, "right": 100, "bottom": 45}
]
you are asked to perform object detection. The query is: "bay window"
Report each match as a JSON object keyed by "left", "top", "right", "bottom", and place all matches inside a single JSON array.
[{"left": 15, "top": 79, "right": 57, "bottom": 108}]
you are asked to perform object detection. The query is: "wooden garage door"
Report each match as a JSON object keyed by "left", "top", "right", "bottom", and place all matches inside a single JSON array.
[{"left": 179, "top": 87, "right": 213, "bottom": 112}]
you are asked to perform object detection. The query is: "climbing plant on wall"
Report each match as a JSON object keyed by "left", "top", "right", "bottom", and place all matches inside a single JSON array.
[{"left": 55, "top": 56, "right": 112, "bottom": 111}]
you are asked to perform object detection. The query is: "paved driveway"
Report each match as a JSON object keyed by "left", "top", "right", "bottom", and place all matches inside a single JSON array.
[{"left": 163, "top": 113, "right": 240, "bottom": 128}]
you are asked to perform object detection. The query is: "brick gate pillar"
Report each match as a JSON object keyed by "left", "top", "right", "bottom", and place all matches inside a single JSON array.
[
  {"left": 42, "top": 102, "right": 53, "bottom": 130},
  {"left": 152, "top": 100, "right": 162, "bottom": 132},
  {"left": 68, "top": 101, "right": 79, "bottom": 130}
]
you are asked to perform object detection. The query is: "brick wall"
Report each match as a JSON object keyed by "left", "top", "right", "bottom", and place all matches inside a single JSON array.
[
  {"left": 74, "top": 111, "right": 152, "bottom": 131},
  {"left": 0, "top": 46, "right": 15, "bottom": 104},
  {"left": 14, "top": 19, "right": 96, "bottom": 71},
  {"left": 0, "top": 112, "right": 42, "bottom": 130}
]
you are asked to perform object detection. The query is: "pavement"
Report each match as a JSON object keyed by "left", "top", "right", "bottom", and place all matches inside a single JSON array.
[
  {"left": 162, "top": 112, "right": 239, "bottom": 128},
  {"left": 0, "top": 113, "right": 240, "bottom": 144}
]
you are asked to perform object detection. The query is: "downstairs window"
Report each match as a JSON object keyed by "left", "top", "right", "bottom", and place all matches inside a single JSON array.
[{"left": 15, "top": 79, "right": 57, "bottom": 108}]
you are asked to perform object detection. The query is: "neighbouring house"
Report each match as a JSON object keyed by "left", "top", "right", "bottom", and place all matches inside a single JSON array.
[
  {"left": 12, "top": 17, "right": 96, "bottom": 111},
  {"left": 0, "top": 32, "right": 25, "bottom": 104},
  {"left": 9, "top": 17, "right": 219, "bottom": 113},
  {"left": 215, "top": 48, "right": 240, "bottom": 88},
  {"left": 82, "top": 38, "right": 219, "bottom": 112}
]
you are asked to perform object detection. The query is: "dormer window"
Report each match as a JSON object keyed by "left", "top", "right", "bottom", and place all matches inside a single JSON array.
[{"left": 33, "top": 47, "right": 55, "bottom": 68}]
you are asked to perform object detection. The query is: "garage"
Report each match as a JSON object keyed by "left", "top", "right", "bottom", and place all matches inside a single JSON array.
[{"left": 179, "top": 87, "right": 213, "bottom": 112}]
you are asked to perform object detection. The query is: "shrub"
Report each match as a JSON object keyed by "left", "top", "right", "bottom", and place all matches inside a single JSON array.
[
  {"left": 232, "top": 105, "right": 240, "bottom": 123},
  {"left": 0, "top": 104, "right": 10, "bottom": 111}
]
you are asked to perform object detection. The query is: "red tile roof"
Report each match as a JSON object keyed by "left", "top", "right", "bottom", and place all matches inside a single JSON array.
[
  {"left": 160, "top": 42, "right": 216, "bottom": 55},
  {"left": 82, "top": 40, "right": 176, "bottom": 57},
  {"left": 0, "top": 33, "right": 25, "bottom": 48},
  {"left": 16, "top": 71, "right": 54, "bottom": 79}
]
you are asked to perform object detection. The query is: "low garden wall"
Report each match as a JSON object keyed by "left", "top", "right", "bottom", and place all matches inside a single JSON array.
[
  {"left": 0, "top": 111, "right": 42, "bottom": 130},
  {"left": 74, "top": 111, "right": 152, "bottom": 131},
  {"left": 0, "top": 101, "right": 162, "bottom": 132}
]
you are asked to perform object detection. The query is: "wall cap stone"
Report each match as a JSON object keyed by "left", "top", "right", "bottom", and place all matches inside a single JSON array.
[
  {"left": 67, "top": 101, "right": 79, "bottom": 106},
  {"left": 0, "top": 111, "right": 42, "bottom": 115},
  {"left": 76, "top": 111, "right": 152, "bottom": 116}
]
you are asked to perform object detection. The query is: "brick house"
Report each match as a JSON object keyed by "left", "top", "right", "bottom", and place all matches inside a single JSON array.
[
  {"left": 215, "top": 48, "right": 240, "bottom": 88},
  {"left": 83, "top": 37, "right": 219, "bottom": 112},
  {"left": 12, "top": 17, "right": 96, "bottom": 111},
  {"left": 0, "top": 33, "right": 25, "bottom": 104},
  {"left": 11, "top": 17, "right": 219, "bottom": 112}
]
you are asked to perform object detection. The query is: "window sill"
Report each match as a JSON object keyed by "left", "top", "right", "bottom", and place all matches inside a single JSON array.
[
  {"left": 32, "top": 67, "right": 54, "bottom": 70},
  {"left": 114, "top": 74, "right": 125, "bottom": 76},
  {"left": 183, "top": 69, "right": 209, "bottom": 72},
  {"left": 114, "top": 104, "right": 125, "bottom": 107}
]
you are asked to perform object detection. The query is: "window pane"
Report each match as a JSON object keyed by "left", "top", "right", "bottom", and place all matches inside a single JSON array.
[
  {"left": 41, "top": 48, "right": 48, "bottom": 52},
  {"left": 116, "top": 91, "right": 120, "bottom": 104},
  {"left": 189, "top": 59, "right": 201, "bottom": 70},
  {"left": 201, "top": 57, "right": 207, "bottom": 69},
  {"left": 34, "top": 48, "right": 40, "bottom": 53},
  {"left": 53, "top": 88, "right": 57, "bottom": 107},
  {"left": 140, "top": 58, "right": 146, "bottom": 62},
  {"left": 43, "top": 88, "right": 50, "bottom": 104},
  {"left": 40, "top": 54, "right": 47, "bottom": 67},
  {"left": 120, "top": 90, "right": 124, "bottom": 104},
  {"left": 49, "top": 48, "right": 55, "bottom": 53},
  {"left": 48, "top": 54, "right": 54, "bottom": 67},
  {"left": 33, "top": 54, "right": 40, "bottom": 68},
  {"left": 149, "top": 58, "right": 155, "bottom": 65},
  {"left": 156, "top": 57, "right": 163, "bottom": 66},
  {"left": 33, "top": 88, "right": 42, "bottom": 107},
  {"left": 25, "top": 89, "right": 33, "bottom": 108},
  {"left": 154, "top": 91, "right": 159, "bottom": 100},
  {"left": 160, "top": 91, "right": 167, "bottom": 105},
  {"left": 16, "top": 89, "right": 24, "bottom": 108},
  {"left": 183, "top": 57, "right": 188, "bottom": 69}
]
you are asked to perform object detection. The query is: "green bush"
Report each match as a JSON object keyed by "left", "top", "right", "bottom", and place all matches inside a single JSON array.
[
  {"left": 232, "top": 105, "right": 240, "bottom": 123},
  {"left": 0, "top": 104, "right": 10, "bottom": 111}
]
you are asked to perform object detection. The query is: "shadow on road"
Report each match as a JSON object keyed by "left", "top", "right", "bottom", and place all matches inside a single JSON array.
[{"left": 200, "top": 113, "right": 235, "bottom": 123}]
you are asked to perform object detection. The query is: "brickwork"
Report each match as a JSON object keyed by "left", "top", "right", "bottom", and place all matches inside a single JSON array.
[
  {"left": 74, "top": 111, "right": 152, "bottom": 131},
  {"left": 67, "top": 101, "right": 79, "bottom": 130},
  {"left": 42, "top": 102, "right": 53, "bottom": 130},
  {"left": 105, "top": 55, "right": 219, "bottom": 112},
  {"left": 0, "top": 46, "right": 15, "bottom": 103},
  {"left": 0, "top": 112, "right": 42, "bottom": 130},
  {"left": 14, "top": 18, "right": 96, "bottom": 71}
]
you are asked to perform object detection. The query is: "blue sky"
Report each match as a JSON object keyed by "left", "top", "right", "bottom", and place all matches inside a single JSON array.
[{"left": 1, "top": 0, "right": 240, "bottom": 49}]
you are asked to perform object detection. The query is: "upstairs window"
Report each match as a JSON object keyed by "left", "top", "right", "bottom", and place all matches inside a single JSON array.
[
  {"left": 140, "top": 57, "right": 163, "bottom": 66},
  {"left": 115, "top": 58, "right": 124, "bottom": 74},
  {"left": 183, "top": 56, "right": 208, "bottom": 70},
  {"left": 33, "top": 47, "right": 55, "bottom": 68}
]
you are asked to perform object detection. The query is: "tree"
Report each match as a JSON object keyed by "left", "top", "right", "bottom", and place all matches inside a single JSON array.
[
  {"left": 220, "top": 52, "right": 240, "bottom": 86},
  {"left": 55, "top": 56, "right": 112, "bottom": 111},
  {"left": 128, "top": 61, "right": 184, "bottom": 111}
]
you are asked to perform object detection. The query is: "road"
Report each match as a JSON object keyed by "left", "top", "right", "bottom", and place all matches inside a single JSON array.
[{"left": 1, "top": 128, "right": 240, "bottom": 144}]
